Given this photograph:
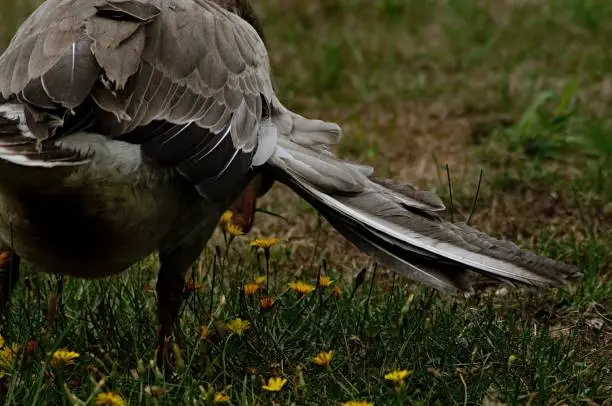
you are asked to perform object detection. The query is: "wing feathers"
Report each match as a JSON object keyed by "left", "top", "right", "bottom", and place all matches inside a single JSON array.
[
  {"left": 10, "top": 36, "right": 37, "bottom": 96},
  {"left": 40, "top": 36, "right": 100, "bottom": 108},
  {"left": 90, "top": 25, "right": 146, "bottom": 90},
  {"left": 85, "top": 15, "right": 141, "bottom": 49},
  {"left": 94, "top": 0, "right": 160, "bottom": 23},
  {"left": 0, "top": 0, "right": 277, "bottom": 202},
  {"left": 91, "top": 86, "right": 131, "bottom": 121},
  {"left": 21, "top": 79, "right": 56, "bottom": 109}
]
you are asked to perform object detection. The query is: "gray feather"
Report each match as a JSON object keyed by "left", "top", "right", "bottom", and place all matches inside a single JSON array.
[
  {"left": 40, "top": 35, "right": 100, "bottom": 108},
  {"left": 90, "top": 25, "right": 145, "bottom": 90},
  {"left": 269, "top": 138, "right": 579, "bottom": 292},
  {"left": 270, "top": 138, "right": 368, "bottom": 193},
  {"left": 370, "top": 177, "right": 446, "bottom": 212}
]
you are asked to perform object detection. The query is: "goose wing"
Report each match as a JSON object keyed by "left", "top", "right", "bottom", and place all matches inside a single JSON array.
[{"left": 0, "top": 0, "right": 277, "bottom": 201}]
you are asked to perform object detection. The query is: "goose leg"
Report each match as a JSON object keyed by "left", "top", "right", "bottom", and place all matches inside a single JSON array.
[
  {"left": 229, "top": 173, "right": 269, "bottom": 233},
  {"left": 0, "top": 250, "right": 20, "bottom": 313},
  {"left": 155, "top": 240, "right": 205, "bottom": 371}
]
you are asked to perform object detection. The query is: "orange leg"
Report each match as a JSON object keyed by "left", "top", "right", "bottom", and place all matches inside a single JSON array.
[{"left": 229, "top": 177, "right": 259, "bottom": 233}]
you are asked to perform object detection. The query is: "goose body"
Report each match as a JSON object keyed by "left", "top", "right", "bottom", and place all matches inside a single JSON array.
[
  {"left": 0, "top": 112, "right": 216, "bottom": 277},
  {"left": 0, "top": 0, "right": 579, "bottom": 367}
]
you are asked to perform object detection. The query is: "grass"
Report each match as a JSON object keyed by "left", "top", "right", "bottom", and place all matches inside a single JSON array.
[{"left": 0, "top": 0, "right": 611, "bottom": 405}]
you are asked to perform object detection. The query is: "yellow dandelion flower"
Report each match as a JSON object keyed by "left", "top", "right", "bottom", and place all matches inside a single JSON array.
[
  {"left": 262, "top": 376, "right": 287, "bottom": 392},
  {"left": 95, "top": 392, "right": 125, "bottom": 406},
  {"left": 51, "top": 349, "right": 80, "bottom": 365},
  {"left": 214, "top": 392, "right": 230, "bottom": 403},
  {"left": 318, "top": 276, "right": 333, "bottom": 288},
  {"left": 312, "top": 351, "right": 333, "bottom": 366},
  {"left": 0, "top": 335, "right": 4, "bottom": 348},
  {"left": 259, "top": 296, "right": 275, "bottom": 311},
  {"left": 250, "top": 237, "right": 280, "bottom": 249},
  {"left": 0, "top": 343, "right": 19, "bottom": 369},
  {"left": 225, "top": 223, "right": 244, "bottom": 237},
  {"left": 288, "top": 281, "right": 316, "bottom": 296},
  {"left": 243, "top": 283, "right": 260, "bottom": 296},
  {"left": 384, "top": 369, "right": 412, "bottom": 382},
  {"left": 342, "top": 401, "right": 373, "bottom": 406},
  {"left": 332, "top": 286, "right": 342, "bottom": 298},
  {"left": 226, "top": 318, "right": 251, "bottom": 335},
  {"left": 254, "top": 275, "right": 267, "bottom": 285},
  {"left": 220, "top": 211, "right": 233, "bottom": 225}
]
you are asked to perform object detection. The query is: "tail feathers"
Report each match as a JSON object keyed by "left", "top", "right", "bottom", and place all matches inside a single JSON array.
[
  {"left": 273, "top": 104, "right": 343, "bottom": 147},
  {"left": 321, "top": 204, "right": 473, "bottom": 292},
  {"left": 271, "top": 102, "right": 374, "bottom": 192},
  {"left": 271, "top": 137, "right": 369, "bottom": 193},
  {"left": 269, "top": 142, "right": 580, "bottom": 293},
  {"left": 370, "top": 177, "right": 446, "bottom": 212}
]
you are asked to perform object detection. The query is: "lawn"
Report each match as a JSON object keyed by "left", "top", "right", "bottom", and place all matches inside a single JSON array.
[{"left": 0, "top": 0, "right": 610, "bottom": 405}]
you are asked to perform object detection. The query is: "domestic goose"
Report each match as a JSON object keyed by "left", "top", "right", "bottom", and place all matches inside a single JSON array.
[{"left": 0, "top": 0, "right": 579, "bottom": 367}]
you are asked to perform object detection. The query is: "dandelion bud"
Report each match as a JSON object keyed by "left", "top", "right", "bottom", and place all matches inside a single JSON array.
[
  {"left": 137, "top": 359, "right": 146, "bottom": 376},
  {"left": 171, "top": 343, "right": 185, "bottom": 371}
]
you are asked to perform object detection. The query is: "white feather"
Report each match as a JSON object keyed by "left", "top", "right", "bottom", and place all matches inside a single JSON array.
[
  {"left": 291, "top": 175, "right": 553, "bottom": 285},
  {"left": 0, "top": 103, "right": 30, "bottom": 137},
  {"left": 0, "top": 147, "right": 82, "bottom": 167},
  {"left": 251, "top": 122, "right": 278, "bottom": 166},
  {"left": 56, "top": 133, "right": 141, "bottom": 174}
]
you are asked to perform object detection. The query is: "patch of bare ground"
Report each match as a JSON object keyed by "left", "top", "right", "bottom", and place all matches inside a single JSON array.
[{"left": 470, "top": 188, "right": 609, "bottom": 247}]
